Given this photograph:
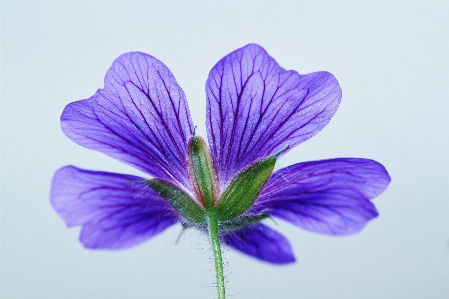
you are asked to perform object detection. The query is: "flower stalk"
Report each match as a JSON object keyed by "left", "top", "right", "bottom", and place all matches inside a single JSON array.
[{"left": 208, "top": 212, "right": 226, "bottom": 299}]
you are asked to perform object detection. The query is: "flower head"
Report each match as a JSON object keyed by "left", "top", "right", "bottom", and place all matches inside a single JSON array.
[{"left": 51, "top": 44, "right": 390, "bottom": 264}]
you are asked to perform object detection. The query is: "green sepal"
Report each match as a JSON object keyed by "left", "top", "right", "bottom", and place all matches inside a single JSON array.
[
  {"left": 188, "top": 136, "right": 218, "bottom": 209},
  {"left": 147, "top": 179, "right": 206, "bottom": 225},
  {"left": 219, "top": 213, "right": 270, "bottom": 232},
  {"left": 215, "top": 156, "right": 276, "bottom": 220}
]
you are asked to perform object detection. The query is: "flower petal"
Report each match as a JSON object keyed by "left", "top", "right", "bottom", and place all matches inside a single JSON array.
[
  {"left": 253, "top": 158, "right": 391, "bottom": 235},
  {"left": 221, "top": 223, "right": 295, "bottom": 264},
  {"left": 51, "top": 166, "right": 178, "bottom": 249},
  {"left": 206, "top": 44, "right": 341, "bottom": 186},
  {"left": 61, "top": 52, "right": 194, "bottom": 187}
]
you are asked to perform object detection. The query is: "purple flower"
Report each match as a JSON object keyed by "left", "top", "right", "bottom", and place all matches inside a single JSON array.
[{"left": 51, "top": 44, "right": 390, "bottom": 264}]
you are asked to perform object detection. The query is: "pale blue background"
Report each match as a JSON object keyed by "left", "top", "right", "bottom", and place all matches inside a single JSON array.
[{"left": 1, "top": 1, "right": 448, "bottom": 298}]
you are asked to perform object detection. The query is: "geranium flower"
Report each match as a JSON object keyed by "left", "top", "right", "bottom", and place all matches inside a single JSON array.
[{"left": 51, "top": 44, "right": 390, "bottom": 268}]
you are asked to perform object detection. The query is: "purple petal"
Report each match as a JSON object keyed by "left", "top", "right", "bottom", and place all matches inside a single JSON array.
[
  {"left": 221, "top": 223, "right": 295, "bottom": 264},
  {"left": 61, "top": 52, "right": 194, "bottom": 187},
  {"left": 253, "top": 158, "right": 391, "bottom": 235},
  {"left": 51, "top": 166, "right": 178, "bottom": 249},
  {"left": 206, "top": 44, "right": 341, "bottom": 186}
]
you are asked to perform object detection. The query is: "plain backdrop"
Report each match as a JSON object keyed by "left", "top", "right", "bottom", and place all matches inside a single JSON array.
[{"left": 1, "top": 1, "right": 448, "bottom": 299}]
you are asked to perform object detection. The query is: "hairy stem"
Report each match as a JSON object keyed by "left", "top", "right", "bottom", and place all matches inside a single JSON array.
[{"left": 208, "top": 213, "right": 226, "bottom": 299}]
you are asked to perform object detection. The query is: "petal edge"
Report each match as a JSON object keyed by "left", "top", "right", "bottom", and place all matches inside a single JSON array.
[
  {"left": 51, "top": 166, "right": 178, "bottom": 249},
  {"left": 254, "top": 158, "right": 390, "bottom": 235},
  {"left": 222, "top": 223, "right": 295, "bottom": 264}
]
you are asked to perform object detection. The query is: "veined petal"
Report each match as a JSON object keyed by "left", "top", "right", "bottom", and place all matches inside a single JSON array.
[
  {"left": 61, "top": 52, "right": 194, "bottom": 187},
  {"left": 221, "top": 223, "right": 295, "bottom": 264},
  {"left": 253, "top": 158, "right": 391, "bottom": 235},
  {"left": 206, "top": 44, "right": 341, "bottom": 187},
  {"left": 51, "top": 166, "right": 178, "bottom": 249}
]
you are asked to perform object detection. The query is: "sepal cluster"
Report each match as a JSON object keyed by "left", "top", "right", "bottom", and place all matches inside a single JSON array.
[{"left": 147, "top": 136, "right": 276, "bottom": 233}]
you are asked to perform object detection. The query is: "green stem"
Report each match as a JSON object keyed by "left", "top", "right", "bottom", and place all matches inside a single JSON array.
[{"left": 208, "top": 213, "right": 226, "bottom": 299}]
